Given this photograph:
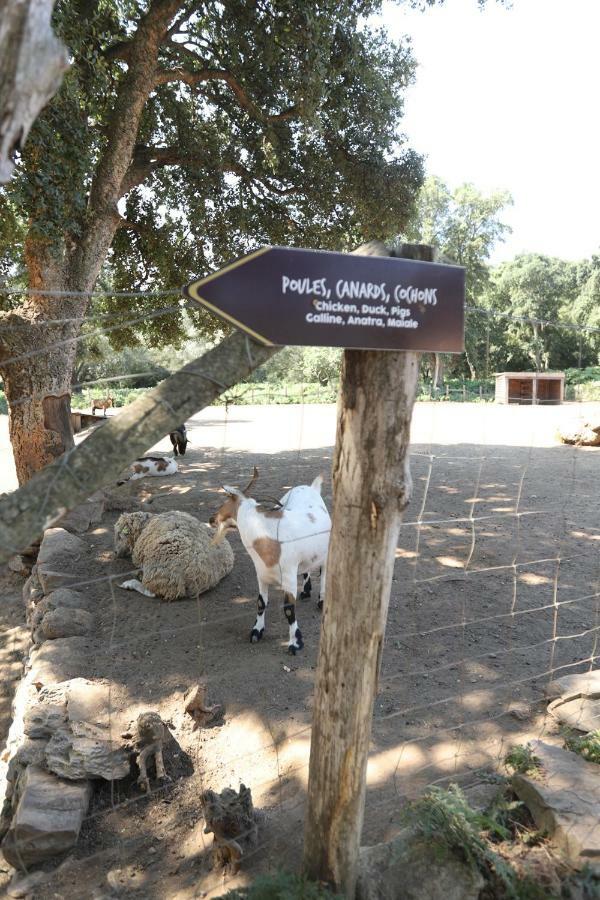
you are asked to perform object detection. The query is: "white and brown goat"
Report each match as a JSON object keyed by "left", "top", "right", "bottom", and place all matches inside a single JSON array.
[{"left": 209, "top": 468, "right": 330, "bottom": 654}]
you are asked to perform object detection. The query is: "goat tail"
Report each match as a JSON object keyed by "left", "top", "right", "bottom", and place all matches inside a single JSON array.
[{"left": 310, "top": 474, "right": 324, "bottom": 494}]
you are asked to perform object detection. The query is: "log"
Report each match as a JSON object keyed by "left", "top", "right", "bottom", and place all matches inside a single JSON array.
[
  {"left": 0, "top": 331, "right": 279, "bottom": 563},
  {"left": 302, "top": 241, "right": 435, "bottom": 897},
  {"left": 0, "top": 0, "right": 69, "bottom": 183}
]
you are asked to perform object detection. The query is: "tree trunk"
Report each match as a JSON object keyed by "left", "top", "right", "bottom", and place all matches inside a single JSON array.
[
  {"left": 0, "top": 0, "right": 68, "bottom": 183},
  {"left": 0, "top": 235, "right": 107, "bottom": 484},
  {"left": 0, "top": 0, "right": 182, "bottom": 483},
  {"left": 532, "top": 322, "right": 542, "bottom": 372},
  {"left": 433, "top": 351, "right": 444, "bottom": 390},
  {"left": 1, "top": 324, "right": 76, "bottom": 484}
]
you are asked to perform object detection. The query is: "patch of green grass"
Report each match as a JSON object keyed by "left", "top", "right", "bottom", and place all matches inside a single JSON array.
[
  {"left": 504, "top": 745, "right": 542, "bottom": 777},
  {"left": 216, "top": 871, "right": 341, "bottom": 899},
  {"left": 562, "top": 865, "right": 600, "bottom": 899},
  {"left": 564, "top": 730, "right": 600, "bottom": 764},
  {"left": 405, "top": 784, "right": 552, "bottom": 900}
]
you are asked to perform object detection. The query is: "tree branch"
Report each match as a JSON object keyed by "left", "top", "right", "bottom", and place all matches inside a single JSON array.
[
  {"left": 0, "top": 332, "right": 281, "bottom": 562},
  {"left": 154, "top": 66, "right": 298, "bottom": 122},
  {"left": 121, "top": 145, "right": 296, "bottom": 197}
]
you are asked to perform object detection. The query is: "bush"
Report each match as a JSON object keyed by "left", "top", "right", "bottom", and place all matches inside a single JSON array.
[
  {"left": 504, "top": 745, "right": 542, "bottom": 777},
  {"left": 405, "top": 784, "right": 549, "bottom": 899},
  {"left": 564, "top": 730, "right": 600, "bottom": 764},
  {"left": 571, "top": 382, "right": 600, "bottom": 401},
  {"left": 70, "top": 387, "right": 150, "bottom": 409}
]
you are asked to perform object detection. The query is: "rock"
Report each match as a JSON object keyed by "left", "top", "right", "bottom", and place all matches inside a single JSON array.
[
  {"left": 102, "top": 490, "right": 142, "bottom": 513},
  {"left": 509, "top": 702, "right": 532, "bottom": 721},
  {"left": 201, "top": 784, "right": 259, "bottom": 874},
  {"left": 22, "top": 569, "right": 43, "bottom": 610},
  {"left": 558, "top": 419, "right": 600, "bottom": 447},
  {"left": 8, "top": 556, "right": 34, "bottom": 577},
  {"left": 512, "top": 740, "right": 600, "bottom": 866},
  {"left": 549, "top": 696, "right": 600, "bottom": 732},
  {"left": 34, "top": 607, "right": 93, "bottom": 643},
  {"left": 1, "top": 765, "right": 91, "bottom": 869},
  {"left": 24, "top": 687, "right": 67, "bottom": 739},
  {"left": 7, "top": 870, "right": 48, "bottom": 897},
  {"left": 7, "top": 738, "right": 49, "bottom": 771},
  {"left": 36, "top": 679, "right": 130, "bottom": 782},
  {"left": 56, "top": 494, "right": 105, "bottom": 535},
  {"left": 545, "top": 670, "right": 600, "bottom": 732},
  {"left": 28, "top": 637, "right": 93, "bottom": 688},
  {"left": 356, "top": 827, "right": 484, "bottom": 900},
  {"left": 36, "top": 528, "right": 87, "bottom": 594},
  {"left": 30, "top": 589, "right": 92, "bottom": 630},
  {"left": 45, "top": 721, "right": 130, "bottom": 781},
  {"left": 184, "top": 683, "right": 223, "bottom": 729},
  {"left": 0, "top": 740, "right": 49, "bottom": 840},
  {"left": 545, "top": 669, "right": 600, "bottom": 701}
]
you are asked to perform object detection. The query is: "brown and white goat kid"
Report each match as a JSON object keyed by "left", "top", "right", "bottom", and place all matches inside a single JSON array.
[{"left": 209, "top": 469, "right": 330, "bottom": 654}]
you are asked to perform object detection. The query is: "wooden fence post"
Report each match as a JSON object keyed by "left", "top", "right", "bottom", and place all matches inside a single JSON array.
[{"left": 303, "top": 241, "right": 435, "bottom": 896}]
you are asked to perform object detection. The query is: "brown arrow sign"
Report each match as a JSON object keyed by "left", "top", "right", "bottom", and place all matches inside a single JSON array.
[{"left": 183, "top": 246, "right": 465, "bottom": 352}]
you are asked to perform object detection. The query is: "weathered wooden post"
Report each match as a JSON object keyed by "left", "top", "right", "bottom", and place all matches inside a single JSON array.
[{"left": 302, "top": 241, "right": 436, "bottom": 896}]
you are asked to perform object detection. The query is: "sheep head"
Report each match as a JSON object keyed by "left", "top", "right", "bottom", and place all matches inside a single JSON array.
[{"left": 114, "top": 511, "right": 152, "bottom": 557}]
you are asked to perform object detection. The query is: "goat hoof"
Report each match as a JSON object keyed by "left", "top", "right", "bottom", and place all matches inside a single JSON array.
[
  {"left": 317, "top": 599, "right": 323, "bottom": 611},
  {"left": 288, "top": 632, "right": 304, "bottom": 654},
  {"left": 250, "top": 628, "right": 264, "bottom": 643},
  {"left": 299, "top": 590, "right": 311, "bottom": 601}
]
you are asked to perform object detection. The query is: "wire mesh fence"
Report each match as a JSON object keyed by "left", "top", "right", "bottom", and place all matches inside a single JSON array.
[{"left": 0, "top": 290, "right": 599, "bottom": 895}]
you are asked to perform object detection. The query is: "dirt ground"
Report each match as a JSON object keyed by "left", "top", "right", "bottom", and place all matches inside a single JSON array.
[{"left": 0, "top": 400, "right": 599, "bottom": 898}]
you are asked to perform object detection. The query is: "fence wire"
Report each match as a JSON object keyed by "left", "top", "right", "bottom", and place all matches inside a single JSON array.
[{"left": 0, "top": 293, "right": 599, "bottom": 896}]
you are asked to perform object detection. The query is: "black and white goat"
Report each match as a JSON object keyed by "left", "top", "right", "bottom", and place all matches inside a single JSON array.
[
  {"left": 170, "top": 424, "right": 188, "bottom": 456},
  {"left": 209, "top": 468, "right": 330, "bottom": 654}
]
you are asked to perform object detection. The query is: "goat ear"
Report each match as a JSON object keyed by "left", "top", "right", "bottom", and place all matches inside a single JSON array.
[
  {"left": 221, "top": 484, "right": 242, "bottom": 498},
  {"left": 242, "top": 465, "right": 259, "bottom": 496}
]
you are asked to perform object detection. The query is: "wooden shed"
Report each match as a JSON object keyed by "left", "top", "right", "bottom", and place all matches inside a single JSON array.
[{"left": 495, "top": 372, "right": 565, "bottom": 405}]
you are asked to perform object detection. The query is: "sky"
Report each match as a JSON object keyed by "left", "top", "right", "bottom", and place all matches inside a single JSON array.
[{"left": 379, "top": 0, "right": 600, "bottom": 264}]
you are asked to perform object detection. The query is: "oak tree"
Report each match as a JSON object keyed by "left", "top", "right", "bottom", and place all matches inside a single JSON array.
[{"left": 0, "top": 0, "right": 424, "bottom": 484}]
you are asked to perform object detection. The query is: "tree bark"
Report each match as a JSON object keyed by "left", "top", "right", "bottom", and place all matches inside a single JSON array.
[
  {"left": 433, "top": 351, "right": 444, "bottom": 390},
  {"left": 532, "top": 322, "right": 542, "bottom": 372},
  {"left": 302, "top": 242, "right": 434, "bottom": 896},
  {"left": 0, "top": 0, "right": 68, "bottom": 183},
  {"left": 0, "top": 315, "right": 76, "bottom": 484},
  {"left": 0, "top": 0, "right": 185, "bottom": 484}
]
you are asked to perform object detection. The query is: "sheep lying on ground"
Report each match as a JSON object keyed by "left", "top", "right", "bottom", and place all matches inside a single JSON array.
[{"left": 115, "top": 510, "right": 234, "bottom": 601}]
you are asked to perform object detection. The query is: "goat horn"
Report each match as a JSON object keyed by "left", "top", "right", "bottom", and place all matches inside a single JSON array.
[{"left": 242, "top": 466, "right": 259, "bottom": 496}]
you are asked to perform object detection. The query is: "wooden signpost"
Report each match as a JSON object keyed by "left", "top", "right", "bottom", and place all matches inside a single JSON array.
[
  {"left": 184, "top": 245, "right": 465, "bottom": 353},
  {"left": 186, "top": 240, "right": 463, "bottom": 897}
]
